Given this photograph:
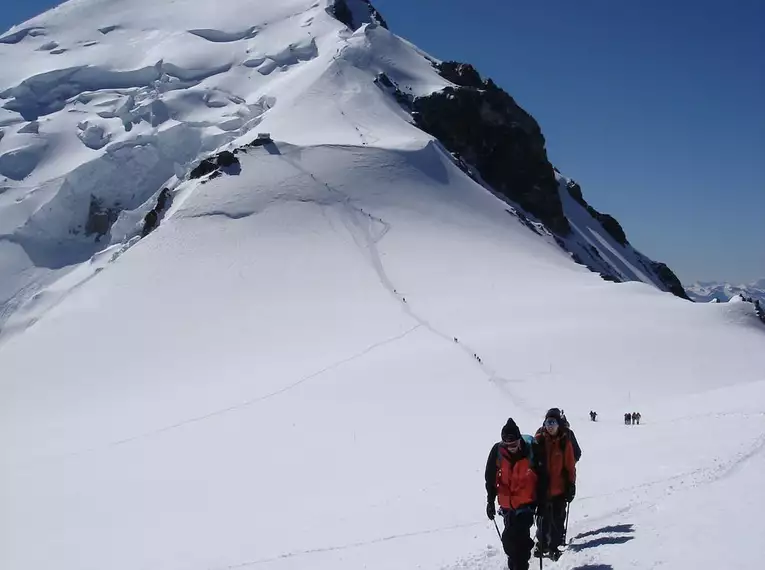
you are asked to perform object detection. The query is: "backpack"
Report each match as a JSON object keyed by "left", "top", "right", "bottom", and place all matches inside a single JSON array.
[
  {"left": 568, "top": 429, "right": 582, "bottom": 462},
  {"left": 522, "top": 434, "right": 536, "bottom": 464},
  {"left": 536, "top": 427, "right": 582, "bottom": 463},
  {"left": 497, "top": 434, "right": 537, "bottom": 466}
]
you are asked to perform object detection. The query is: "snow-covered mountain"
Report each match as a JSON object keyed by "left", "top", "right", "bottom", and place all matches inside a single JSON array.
[
  {"left": 686, "top": 279, "right": 765, "bottom": 304},
  {"left": 0, "top": 0, "right": 690, "bottom": 331},
  {"left": 1, "top": 2, "right": 763, "bottom": 570}
]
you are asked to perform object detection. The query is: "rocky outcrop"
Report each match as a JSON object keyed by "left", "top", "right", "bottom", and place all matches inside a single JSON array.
[
  {"left": 329, "top": 0, "right": 388, "bottom": 30},
  {"left": 189, "top": 158, "right": 218, "bottom": 180},
  {"left": 368, "top": 58, "right": 691, "bottom": 301},
  {"left": 412, "top": 62, "right": 570, "bottom": 236},
  {"left": 437, "top": 62, "right": 483, "bottom": 89},
  {"left": 374, "top": 72, "right": 413, "bottom": 110},
  {"left": 189, "top": 150, "right": 241, "bottom": 180},
  {"left": 650, "top": 261, "right": 691, "bottom": 300},
  {"left": 567, "top": 180, "right": 628, "bottom": 246}
]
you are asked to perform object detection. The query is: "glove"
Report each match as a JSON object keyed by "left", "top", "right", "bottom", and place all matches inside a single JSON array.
[
  {"left": 486, "top": 500, "right": 496, "bottom": 520},
  {"left": 566, "top": 482, "right": 576, "bottom": 503}
]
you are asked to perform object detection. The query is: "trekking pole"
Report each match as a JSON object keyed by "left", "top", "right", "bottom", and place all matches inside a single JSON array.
[
  {"left": 492, "top": 518, "right": 502, "bottom": 541},
  {"left": 561, "top": 503, "right": 570, "bottom": 545}
]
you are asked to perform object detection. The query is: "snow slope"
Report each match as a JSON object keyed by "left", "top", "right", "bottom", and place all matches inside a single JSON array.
[
  {"left": 0, "top": 0, "right": 445, "bottom": 335},
  {"left": 1, "top": 2, "right": 764, "bottom": 570},
  {"left": 687, "top": 278, "right": 765, "bottom": 304}
]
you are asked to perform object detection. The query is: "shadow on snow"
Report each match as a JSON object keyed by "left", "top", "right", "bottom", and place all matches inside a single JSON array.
[{"left": 574, "top": 524, "right": 635, "bottom": 540}]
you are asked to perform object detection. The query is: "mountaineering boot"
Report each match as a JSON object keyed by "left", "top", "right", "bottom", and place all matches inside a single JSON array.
[
  {"left": 533, "top": 543, "right": 546, "bottom": 558},
  {"left": 549, "top": 546, "right": 562, "bottom": 561}
]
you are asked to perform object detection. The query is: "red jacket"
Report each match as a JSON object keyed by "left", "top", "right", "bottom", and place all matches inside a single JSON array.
[
  {"left": 535, "top": 428, "right": 576, "bottom": 498},
  {"left": 485, "top": 442, "right": 538, "bottom": 510}
]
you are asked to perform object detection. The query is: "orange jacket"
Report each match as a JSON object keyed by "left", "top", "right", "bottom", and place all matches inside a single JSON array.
[
  {"left": 486, "top": 443, "right": 538, "bottom": 510},
  {"left": 535, "top": 428, "right": 576, "bottom": 498}
]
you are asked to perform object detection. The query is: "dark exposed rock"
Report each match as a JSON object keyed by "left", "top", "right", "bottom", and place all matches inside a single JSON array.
[
  {"left": 451, "top": 152, "right": 475, "bottom": 178},
  {"left": 189, "top": 149, "right": 244, "bottom": 181},
  {"left": 566, "top": 180, "right": 586, "bottom": 205},
  {"left": 406, "top": 61, "right": 690, "bottom": 301},
  {"left": 366, "top": 0, "right": 389, "bottom": 29},
  {"left": 329, "top": 0, "right": 388, "bottom": 30},
  {"left": 374, "top": 72, "right": 413, "bottom": 111},
  {"left": 189, "top": 158, "right": 218, "bottom": 180},
  {"left": 597, "top": 213, "right": 628, "bottom": 247},
  {"left": 216, "top": 151, "right": 238, "bottom": 168},
  {"left": 600, "top": 272, "right": 621, "bottom": 283},
  {"left": 142, "top": 209, "right": 158, "bottom": 237},
  {"left": 508, "top": 207, "right": 543, "bottom": 236},
  {"left": 375, "top": 72, "right": 394, "bottom": 89},
  {"left": 437, "top": 61, "right": 483, "bottom": 89},
  {"left": 412, "top": 68, "right": 570, "bottom": 235},
  {"left": 156, "top": 187, "right": 170, "bottom": 210},
  {"left": 331, "top": 0, "right": 354, "bottom": 29},
  {"left": 650, "top": 262, "right": 691, "bottom": 300},
  {"left": 567, "top": 180, "right": 628, "bottom": 246}
]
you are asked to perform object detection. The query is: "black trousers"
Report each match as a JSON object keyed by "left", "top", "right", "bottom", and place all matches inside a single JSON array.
[
  {"left": 535, "top": 495, "right": 567, "bottom": 550},
  {"left": 501, "top": 508, "right": 534, "bottom": 570}
]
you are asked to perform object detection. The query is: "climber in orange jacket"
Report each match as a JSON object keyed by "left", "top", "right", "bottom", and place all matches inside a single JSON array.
[
  {"left": 534, "top": 407, "right": 576, "bottom": 560},
  {"left": 485, "top": 418, "right": 539, "bottom": 570}
]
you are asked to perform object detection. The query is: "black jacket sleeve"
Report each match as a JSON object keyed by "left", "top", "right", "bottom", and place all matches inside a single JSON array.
[{"left": 485, "top": 442, "right": 500, "bottom": 502}]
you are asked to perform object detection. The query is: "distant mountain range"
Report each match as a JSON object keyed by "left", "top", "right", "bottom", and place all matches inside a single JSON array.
[{"left": 686, "top": 279, "right": 765, "bottom": 304}]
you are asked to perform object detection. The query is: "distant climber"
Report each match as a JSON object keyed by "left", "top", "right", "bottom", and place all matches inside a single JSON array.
[
  {"left": 142, "top": 209, "right": 158, "bottom": 237},
  {"left": 635, "top": 412, "right": 641, "bottom": 425},
  {"left": 589, "top": 410, "right": 597, "bottom": 422},
  {"left": 156, "top": 187, "right": 170, "bottom": 210},
  {"left": 485, "top": 418, "right": 539, "bottom": 570},
  {"left": 624, "top": 412, "right": 631, "bottom": 425},
  {"left": 534, "top": 408, "right": 576, "bottom": 561},
  {"left": 631, "top": 412, "right": 637, "bottom": 425},
  {"left": 142, "top": 188, "right": 173, "bottom": 238}
]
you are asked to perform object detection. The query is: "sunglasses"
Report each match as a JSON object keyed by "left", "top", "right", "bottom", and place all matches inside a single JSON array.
[
  {"left": 544, "top": 418, "right": 559, "bottom": 428},
  {"left": 501, "top": 439, "right": 522, "bottom": 451}
]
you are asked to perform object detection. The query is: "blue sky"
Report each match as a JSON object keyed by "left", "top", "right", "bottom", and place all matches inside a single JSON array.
[{"left": 2, "top": 0, "right": 763, "bottom": 283}]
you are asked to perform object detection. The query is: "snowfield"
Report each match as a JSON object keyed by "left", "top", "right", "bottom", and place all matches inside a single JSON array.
[{"left": 1, "top": 1, "right": 763, "bottom": 570}]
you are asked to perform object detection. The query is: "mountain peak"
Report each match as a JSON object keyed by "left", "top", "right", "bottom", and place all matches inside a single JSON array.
[
  {"left": 2, "top": 3, "right": 764, "bottom": 570},
  {"left": 329, "top": 0, "right": 388, "bottom": 30}
]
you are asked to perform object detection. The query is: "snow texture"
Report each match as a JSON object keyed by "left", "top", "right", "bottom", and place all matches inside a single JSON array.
[{"left": 1, "top": 2, "right": 764, "bottom": 570}]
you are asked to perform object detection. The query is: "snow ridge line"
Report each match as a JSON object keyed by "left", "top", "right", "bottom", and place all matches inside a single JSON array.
[
  {"left": 283, "top": 149, "right": 533, "bottom": 411},
  {"left": 215, "top": 519, "right": 485, "bottom": 569},
  {"left": 8, "top": 323, "right": 423, "bottom": 469},
  {"left": 330, "top": 55, "right": 372, "bottom": 147}
]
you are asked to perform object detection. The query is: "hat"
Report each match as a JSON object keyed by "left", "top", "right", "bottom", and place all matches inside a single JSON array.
[
  {"left": 545, "top": 408, "right": 562, "bottom": 421},
  {"left": 501, "top": 418, "right": 521, "bottom": 442}
]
